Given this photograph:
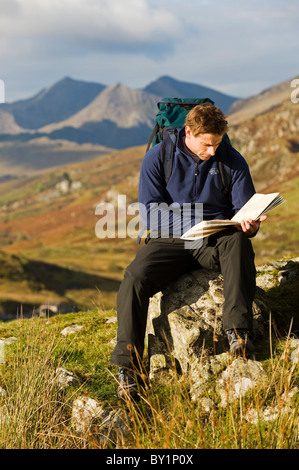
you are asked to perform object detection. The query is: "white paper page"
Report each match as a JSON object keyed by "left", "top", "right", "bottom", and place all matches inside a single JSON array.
[
  {"left": 181, "top": 193, "right": 285, "bottom": 240},
  {"left": 231, "top": 193, "right": 280, "bottom": 222},
  {"left": 181, "top": 220, "right": 237, "bottom": 240}
]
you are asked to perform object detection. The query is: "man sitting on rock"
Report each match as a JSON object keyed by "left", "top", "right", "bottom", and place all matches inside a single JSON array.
[{"left": 110, "top": 103, "right": 266, "bottom": 400}]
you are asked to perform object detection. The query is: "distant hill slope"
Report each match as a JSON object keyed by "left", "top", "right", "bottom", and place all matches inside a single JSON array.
[
  {"left": 227, "top": 75, "right": 298, "bottom": 125},
  {"left": 1, "top": 77, "right": 106, "bottom": 130},
  {"left": 144, "top": 75, "right": 239, "bottom": 114},
  {"left": 0, "top": 138, "right": 114, "bottom": 177},
  {"left": 35, "top": 82, "right": 159, "bottom": 148},
  {"left": 227, "top": 75, "right": 299, "bottom": 191},
  {"left": 0, "top": 111, "right": 24, "bottom": 135},
  {"left": 229, "top": 95, "right": 299, "bottom": 191}
]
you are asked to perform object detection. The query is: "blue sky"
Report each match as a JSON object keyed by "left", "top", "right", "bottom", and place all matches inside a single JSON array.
[{"left": 0, "top": 0, "right": 298, "bottom": 102}]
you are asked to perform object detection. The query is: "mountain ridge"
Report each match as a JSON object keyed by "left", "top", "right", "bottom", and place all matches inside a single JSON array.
[
  {"left": 1, "top": 77, "right": 106, "bottom": 130},
  {"left": 228, "top": 75, "right": 298, "bottom": 125},
  {"left": 0, "top": 75, "right": 239, "bottom": 136},
  {"left": 39, "top": 82, "right": 159, "bottom": 132},
  {"left": 0, "top": 73, "right": 297, "bottom": 167},
  {"left": 144, "top": 75, "right": 239, "bottom": 113}
]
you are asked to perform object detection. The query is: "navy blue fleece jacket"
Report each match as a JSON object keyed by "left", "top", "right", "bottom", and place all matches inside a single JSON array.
[{"left": 138, "top": 128, "right": 256, "bottom": 237}]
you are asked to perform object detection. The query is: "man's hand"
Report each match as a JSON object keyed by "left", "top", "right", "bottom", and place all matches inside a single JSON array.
[{"left": 235, "top": 215, "right": 267, "bottom": 236}]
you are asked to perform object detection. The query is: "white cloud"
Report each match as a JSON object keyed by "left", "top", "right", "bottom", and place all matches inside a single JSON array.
[
  {"left": 0, "top": 0, "right": 298, "bottom": 101},
  {"left": 0, "top": 0, "right": 181, "bottom": 50}
]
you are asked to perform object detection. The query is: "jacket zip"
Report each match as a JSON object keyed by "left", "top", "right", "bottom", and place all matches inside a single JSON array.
[{"left": 193, "top": 161, "right": 199, "bottom": 198}]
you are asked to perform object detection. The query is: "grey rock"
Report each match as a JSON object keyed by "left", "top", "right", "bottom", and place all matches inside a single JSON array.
[
  {"left": 71, "top": 396, "right": 132, "bottom": 443},
  {"left": 147, "top": 268, "right": 267, "bottom": 385},
  {"left": 256, "top": 273, "right": 277, "bottom": 289},
  {"left": 146, "top": 257, "right": 299, "bottom": 401},
  {"left": 55, "top": 367, "right": 79, "bottom": 389},
  {"left": 217, "top": 357, "right": 267, "bottom": 406},
  {"left": 144, "top": 258, "right": 299, "bottom": 404},
  {"left": 71, "top": 396, "right": 105, "bottom": 434}
]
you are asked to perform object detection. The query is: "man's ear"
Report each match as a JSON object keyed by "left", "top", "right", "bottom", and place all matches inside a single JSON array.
[{"left": 185, "top": 126, "right": 192, "bottom": 137}]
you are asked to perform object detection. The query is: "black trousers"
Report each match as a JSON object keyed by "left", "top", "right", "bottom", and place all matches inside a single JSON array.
[{"left": 110, "top": 228, "right": 256, "bottom": 368}]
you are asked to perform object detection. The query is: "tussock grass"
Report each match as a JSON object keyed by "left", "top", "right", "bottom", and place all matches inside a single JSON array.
[
  {"left": 122, "top": 341, "right": 298, "bottom": 450},
  {"left": 0, "top": 310, "right": 298, "bottom": 449},
  {"left": 0, "top": 317, "right": 77, "bottom": 448}
]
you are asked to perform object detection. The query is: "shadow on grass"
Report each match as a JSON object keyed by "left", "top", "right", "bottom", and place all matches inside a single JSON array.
[
  {"left": 21, "top": 258, "right": 121, "bottom": 295},
  {"left": 0, "top": 257, "right": 121, "bottom": 319}
]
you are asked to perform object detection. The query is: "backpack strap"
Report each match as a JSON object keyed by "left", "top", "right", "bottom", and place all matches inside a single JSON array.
[
  {"left": 146, "top": 122, "right": 159, "bottom": 153},
  {"left": 159, "top": 128, "right": 178, "bottom": 184},
  {"left": 216, "top": 138, "right": 232, "bottom": 196}
]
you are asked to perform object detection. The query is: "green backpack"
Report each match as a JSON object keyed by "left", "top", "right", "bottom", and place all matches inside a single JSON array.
[{"left": 146, "top": 97, "right": 232, "bottom": 196}]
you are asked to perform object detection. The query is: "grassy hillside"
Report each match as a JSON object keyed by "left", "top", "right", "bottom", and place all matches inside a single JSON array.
[
  {"left": 0, "top": 305, "right": 298, "bottom": 449},
  {"left": 229, "top": 97, "right": 299, "bottom": 264},
  {"left": 0, "top": 144, "right": 144, "bottom": 317},
  {"left": 251, "top": 175, "right": 299, "bottom": 263},
  {"left": 228, "top": 75, "right": 295, "bottom": 125}
]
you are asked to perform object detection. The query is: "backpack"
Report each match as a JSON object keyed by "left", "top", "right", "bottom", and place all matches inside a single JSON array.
[{"left": 146, "top": 97, "right": 232, "bottom": 196}]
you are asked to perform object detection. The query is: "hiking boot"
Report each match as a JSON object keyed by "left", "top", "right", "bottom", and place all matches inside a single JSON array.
[
  {"left": 226, "top": 328, "right": 254, "bottom": 356},
  {"left": 117, "top": 367, "right": 139, "bottom": 400}
]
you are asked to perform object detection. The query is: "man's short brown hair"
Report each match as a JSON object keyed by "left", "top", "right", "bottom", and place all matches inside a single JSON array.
[{"left": 185, "top": 103, "right": 228, "bottom": 136}]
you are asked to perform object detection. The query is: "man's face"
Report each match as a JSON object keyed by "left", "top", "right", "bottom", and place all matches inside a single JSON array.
[{"left": 185, "top": 126, "right": 223, "bottom": 160}]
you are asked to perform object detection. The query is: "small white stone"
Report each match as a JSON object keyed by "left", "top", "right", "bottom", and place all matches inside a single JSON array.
[
  {"left": 0, "top": 337, "right": 18, "bottom": 344},
  {"left": 60, "top": 325, "right": 85, "bottom": 336},
  {"left": 290, "top": 339, "right": 299, "bottom": 349}
]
